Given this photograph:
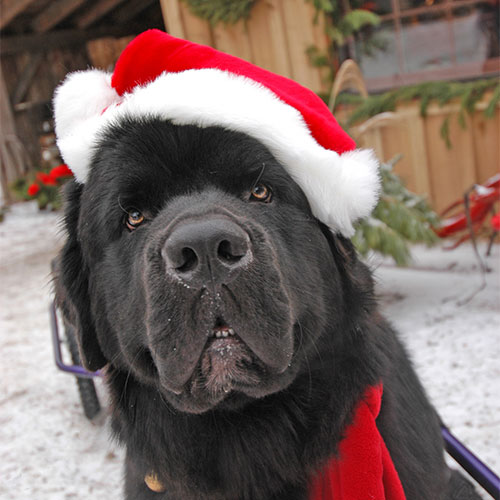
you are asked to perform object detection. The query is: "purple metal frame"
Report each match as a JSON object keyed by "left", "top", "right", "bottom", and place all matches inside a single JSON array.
[
  {"left": 50, "top": 301, "right": 499, "bottom": 496},
  {"left": 442, "top": 426, "right": 500, "bottom": 499},
  {"left": 50, "top": 301, "right": 102, "bottom": 379}
]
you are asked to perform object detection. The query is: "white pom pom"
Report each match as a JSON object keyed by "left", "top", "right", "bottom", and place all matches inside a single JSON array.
[
  {"left": 301, "top": 148, "right": 381, "bottom": 237},
  {"left": 53, "top": 69, "right": 118, "bottom": 182}
]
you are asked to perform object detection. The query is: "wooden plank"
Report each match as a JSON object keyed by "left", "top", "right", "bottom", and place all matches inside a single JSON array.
[
  {"left": 178, "top": 1, "right": 213, "bottom": 46},
  {"left": 471, "top": 106, "right": 500, "bottom": 184},
  {"left": 310, "top": 3, "right": 328, "bottom": 54},
  {"left": 87, "top": 37, "right": 118, "bottom": 70},
  {"left": 405, "top": 110, "right": 432, "bottom": 197},
  {"left": 47, "top": 45, "right": 90, "bottom": 86},
  {"left": 212, "top": 20, "right": 253, "bottom": 62},
  {"left": 159, "top": 0, "right": 185, "bottom": 39},
  {"left": 0, "top": 68, "right": 16, "bottom": 143},
  {"left": 359, "top": 128, "right": 385, "bottom": 161},
  {"left": 376, "top": 118, "right": 424, "bottom": 194},
  {"left": 326, "top": 96, "right": 497, "bottom": 210},
  {"left": 11, "top": 52, "right": 44, "bottom": 105},
  {"left": 424, "top": 111, "right": 477, "bottom": 213},
  {"left": 0, "top": 0, "right": 37, "bottom": 30},
  {"left": 0, "top": 68, "right": 20, "bottom": 203},
  {"left": 113, "top": 0, "right": 156, "bottom": 24},
  {"left": 425, "top": 99, "right": 492, "bottom": 115},
  {"left": 77, "top": 0, "right": 125, "bottom": 29},
  {"left": 31, "top": 0, "right": 85, "bottom": 33},
  {"left": 246, "top": 0, "right": 292, "bottom": 77},
  {"left": 278, "top": 0, "right": 323, "bottom": 92},
  {"left": 310, "top": 4, "right": 332, "bottom": 92},
  {"left": 0, "top": 25, "right": 144, "bottom": 55},
  {"left": 87, "top": 35, "right": 134, "bottom": 70},
  {"left": 17, "top": 52, "right": 50, "bottom": 102},
  {"left": 383, "top": 104, "right": 432, "bottom": 197}
]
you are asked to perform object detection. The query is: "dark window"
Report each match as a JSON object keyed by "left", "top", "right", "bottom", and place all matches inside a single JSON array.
[{"left": 354, "top": 0, "right": 500, "bottom": 90}]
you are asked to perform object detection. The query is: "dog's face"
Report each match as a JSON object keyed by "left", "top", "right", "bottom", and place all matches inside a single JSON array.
[{"left": 62, "top": 119, "right": 350, "bottom": 414}]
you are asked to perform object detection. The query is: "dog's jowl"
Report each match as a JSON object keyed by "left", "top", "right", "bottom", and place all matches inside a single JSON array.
[{"left": 53, "top": 30, "right": 480, "bottom": 500}]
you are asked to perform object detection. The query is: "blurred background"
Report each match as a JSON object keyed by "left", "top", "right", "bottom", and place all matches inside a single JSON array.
[
  {"left": 0, "top": 1, "right": 498, "bottom": 499},
  {"left": 0, "top": 0, "right": 498, "bottom": 215}
]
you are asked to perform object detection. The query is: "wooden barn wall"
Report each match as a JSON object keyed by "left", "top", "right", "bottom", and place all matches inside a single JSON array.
[
  {"left": 0, "top": 45, "right": 89, "bottom": 193},
  {"left": 1, "top": 0, "right": 497, "bottom": 215},
  {"left": 159, "top": 0, "right": 331, "bottom": 94},
  {"left": 0, "top": 34, "right": 135, "bottom": 198},
  {"left": 86, "top": 35, "right": 134, "bottom": 70},
  {"left": 158, "top": 0, "right": 499, "bottom": 212},
  {"left": 341, "top": 97, "right": 500, "bottom": 213}
]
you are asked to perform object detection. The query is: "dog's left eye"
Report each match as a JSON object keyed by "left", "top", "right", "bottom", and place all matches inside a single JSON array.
[
  {"left": 126, "top": 210, "right": 145, "bottom": 231},
  {"left": 250, "top": 183, "right": 272, "bottom": 202}
]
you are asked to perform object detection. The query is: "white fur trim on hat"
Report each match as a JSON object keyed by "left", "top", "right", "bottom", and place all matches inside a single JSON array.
[{"left": 53, "top": 68, "right": 380, "bottom": 236}]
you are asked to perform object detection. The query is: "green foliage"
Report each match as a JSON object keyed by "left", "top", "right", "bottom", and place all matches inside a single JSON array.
[
  {"left": 306, "top": 45, "right": 334, "bottom": 88},
  {"left": 325, "top": 10, "right": 380, "bottom": 47},
  {"left": 352, "top": 157, "right": 440, "bottom": 266},
  {"left": 307, "top": 0, "right": 384, "bottom": 75},
  {"left": 335, "top": 79, "right": 500, "bottom": 147},
  {"left": 439, "top": 116, "right": 451, "bottom": 149},
  {"left": 11, "top": 177, "right": 62, "bottom": 210},
  {"left": 306, "top": 45, "right": 331, "bottom": 69},
  {"left": 339, "top": 9, "right": 380, "bottom": 35},
  {"left": 309, "top": 0, "right": 335, "bottom": 13},
  {"left": 484, "top": 83, "right": 500, "bottom": 118},
  {"left": 181, "top": 0, "right": 256, "bottom": 25},
  {"left": 11, "top": 178, "right": 31, "bottom": 202},
  {"left": 11, "top": 166, "right": 73, "bottom": 211}
]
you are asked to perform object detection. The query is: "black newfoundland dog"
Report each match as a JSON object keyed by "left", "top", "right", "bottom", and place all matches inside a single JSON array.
[{"left": 53, "top": 31, "right": 479, "bottom": 500}]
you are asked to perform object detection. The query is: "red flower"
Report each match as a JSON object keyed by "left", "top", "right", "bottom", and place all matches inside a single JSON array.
[
  {"left": 360, "top": 1, "right": 377, "bottom": 10},
  {"left": 36, "top": 172, "right": 58, "bottom": 186},
  {"left": 491, "top": 213, "right": 500, "bottom": 232},
  {"left": 49, "top": 164, "right": 72, "bottom": 179},
  {"left": 27, "top": 183, "right": 40, "bottom": 196}
]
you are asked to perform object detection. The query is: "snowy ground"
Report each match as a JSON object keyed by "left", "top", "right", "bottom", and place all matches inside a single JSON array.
[{"left": 1, "top": 202, "right": 498, "bottom": 500}]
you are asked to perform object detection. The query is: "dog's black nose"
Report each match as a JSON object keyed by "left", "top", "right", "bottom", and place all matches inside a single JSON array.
[{"left": 162, "top": 217, "right": 252, "bottom": 286}]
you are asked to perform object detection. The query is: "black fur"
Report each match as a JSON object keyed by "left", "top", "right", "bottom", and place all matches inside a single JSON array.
[{"left": 56, "top": 119, "right": 479, "bottom": 499}]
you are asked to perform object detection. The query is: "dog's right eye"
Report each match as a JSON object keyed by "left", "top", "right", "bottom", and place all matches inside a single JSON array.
[
  {"left": 126, "top": 210, "right": 145, "bottom": 231},
  {"left": 250, "top": 183, "right": 272, "bottom": 203}
]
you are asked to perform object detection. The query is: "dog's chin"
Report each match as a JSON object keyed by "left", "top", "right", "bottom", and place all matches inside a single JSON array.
[
  {"left": 157, "top": 335, "right": 298, "bottom": 414},
  {"left": 159, "top": 376, "right": 296, "bottom": 414}
]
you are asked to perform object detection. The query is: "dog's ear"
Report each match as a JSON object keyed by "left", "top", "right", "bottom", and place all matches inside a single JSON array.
[
  {"left": 320, "top": 224, "right": 375, "bottom": 314},
  {"left": 56, "top": 181, "right": 107, "bottom": 371}
]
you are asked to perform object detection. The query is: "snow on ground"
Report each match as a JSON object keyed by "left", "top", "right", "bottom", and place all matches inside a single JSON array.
[{"left": 0, "top": 202, "right": 498, "bottom": 500}]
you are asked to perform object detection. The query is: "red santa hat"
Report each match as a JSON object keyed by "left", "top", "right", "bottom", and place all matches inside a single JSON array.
[{"left": 53, "top": 29, "right": 379, "bottom": 236}]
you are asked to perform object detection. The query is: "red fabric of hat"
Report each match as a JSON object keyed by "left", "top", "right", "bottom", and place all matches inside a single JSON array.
[
  {"left": 111, "top": 30, "right": 355, "bottom": 156},
  {"left": 53, "top": 30, "right": 380, "bottom": 236}
]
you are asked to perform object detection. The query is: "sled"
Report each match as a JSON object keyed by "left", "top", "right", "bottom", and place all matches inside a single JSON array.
[
  {"left": 434, "top": 173, "right": 500, "bottom": 253},
  {"left": 49, "top": 301, "right": 101, "bottom": 420}
]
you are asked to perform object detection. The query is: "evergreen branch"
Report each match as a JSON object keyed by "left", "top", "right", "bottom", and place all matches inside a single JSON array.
[
  {"left": 353, "top": 158, "right": 440, "bottom": 266},
  {"left": 336, "top": 79, "right": 500, "bottom": 146},
  {"left": 440, "top": 115, "right": 451, "bottom": 149},
  {"left": 340, "top": 10, "right": 380, "bottom": 36},
  {"left": 484, "top": 83, "right": 500, "bottom": 118},
  {"left": 181, "top": 0, "right": 256, "bottom": 26}
]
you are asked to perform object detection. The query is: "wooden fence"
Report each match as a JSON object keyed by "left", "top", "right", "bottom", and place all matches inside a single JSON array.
[
  {"left": 2, "top": 0, "right": 497, "bottom": 213},
  {"left": 157, "top": 0, "right": 499, "bottom": 212},
  {"left": 158, "top": 0, "right": 331, "bottom": 95},
  {"left": 339, "top": 96, "right": 500, "bottom": 213}
]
